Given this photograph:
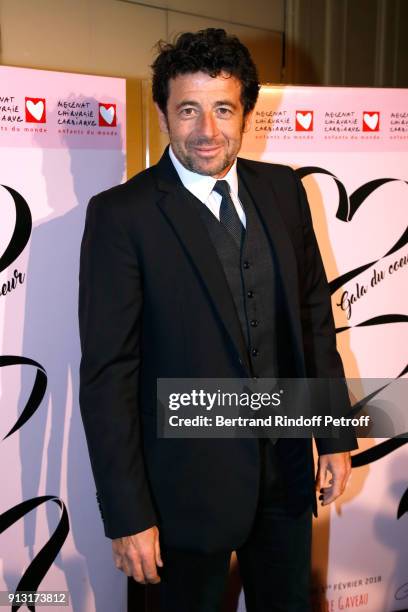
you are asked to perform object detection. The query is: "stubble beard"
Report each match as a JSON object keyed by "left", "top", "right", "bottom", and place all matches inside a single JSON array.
[{"left": 170, "top": 136, "right": 240, "bottom": 177}]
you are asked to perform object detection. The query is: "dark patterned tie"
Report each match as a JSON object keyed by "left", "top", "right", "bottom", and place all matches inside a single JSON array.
[{"left": 213, "top": 180, "right": 245, "bottom": 248}]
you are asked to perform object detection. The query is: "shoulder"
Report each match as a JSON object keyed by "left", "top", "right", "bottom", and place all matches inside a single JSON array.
[
  {"left": 237, "top": 156, "right": 310, "bottom": 229},
  {"left": 237, "top": 156, "right": 297, "bottom": 183},
  {"left": 90, "top": 166, "right": 157, "bottom": 208},
  {"left": 237, "top": 156, "right": 302, "bottom": 211},
  {"left": 85, "top": 165, "right": 161, "bottom": 228}
]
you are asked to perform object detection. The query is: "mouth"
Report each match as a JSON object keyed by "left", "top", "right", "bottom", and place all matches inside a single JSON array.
[{"left": 191, "top": 144, "right": 223, "bottom": 158}]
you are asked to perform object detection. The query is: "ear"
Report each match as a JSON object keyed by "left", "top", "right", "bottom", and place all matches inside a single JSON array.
[
  {"left": 243, "top": 110, "right": 254, "bottom": 133},
  {"left": 155, "top": 103, "right": 169, "bottom": 134}
]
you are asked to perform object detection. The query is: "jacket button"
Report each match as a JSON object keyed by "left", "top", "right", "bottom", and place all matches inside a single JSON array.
[
  {"left": 251, "top": 348, "right": 259, "bottom": 356},
  {"left": 250, "top": 319, "right": 258, "bottom": 327},
  {"left": 247, "top": 290, "right": 254, "bottom": 298},
  {"left": 243, "top": 261, "right": 250, "bottom": 269}
]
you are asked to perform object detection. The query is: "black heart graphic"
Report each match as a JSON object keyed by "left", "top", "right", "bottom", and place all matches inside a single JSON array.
[
  {"left": 0, "top": 185, "right": 32, "bottom": 274},
  {"left": 0, "top": 356, "right": 47, "bottom": 439},
  {"left": 297, "top": 168, "right": 408, "bottom": 518},
  {"left": 0, "top": 496, "right": 69, "bottom": 612}
]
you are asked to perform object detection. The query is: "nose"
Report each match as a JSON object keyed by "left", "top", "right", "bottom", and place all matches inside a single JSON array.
[{"left": 198, "top": 111, "right": 219, "bottom": 139}]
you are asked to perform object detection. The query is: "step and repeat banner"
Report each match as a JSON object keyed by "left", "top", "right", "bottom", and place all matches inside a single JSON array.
[
  {"left": 0, "top": 66, "right": 126, "bottom": 611},
  {"left": 241, "top": 86, "right": 408, "bottom": 612}
]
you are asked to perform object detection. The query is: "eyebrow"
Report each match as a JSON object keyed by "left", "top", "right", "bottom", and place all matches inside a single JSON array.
[
  {"left": 216, "top": 100, "right": 238, "bottom": 109},
  {"left": 175, "top": 100, "right": 238, "bottom": 110},
  {"left": 175, "top": 100, "right": 200, "bottom": 110}
]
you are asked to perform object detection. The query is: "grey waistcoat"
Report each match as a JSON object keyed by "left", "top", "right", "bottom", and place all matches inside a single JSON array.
[{"left": 185, "top": 177, "right": 279, "bottom": 379}]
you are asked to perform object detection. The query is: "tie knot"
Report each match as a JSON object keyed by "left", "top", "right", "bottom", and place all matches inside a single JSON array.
[{"left": 213, "top": 180, "right": 231, "bottom": 198}]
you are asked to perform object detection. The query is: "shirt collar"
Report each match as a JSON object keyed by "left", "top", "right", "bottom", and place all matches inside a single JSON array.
[{"left": 169, "top": 145, "right": 238, "bottom": 204}]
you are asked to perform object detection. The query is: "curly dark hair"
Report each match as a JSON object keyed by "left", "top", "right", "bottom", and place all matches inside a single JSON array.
[{"left": 151, "top": 28, "right": 260, "bottom": 117}]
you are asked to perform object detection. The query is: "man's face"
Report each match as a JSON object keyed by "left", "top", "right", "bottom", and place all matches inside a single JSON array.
[{"left": 156, "top": 71, "right": 252, "bottom": 178}]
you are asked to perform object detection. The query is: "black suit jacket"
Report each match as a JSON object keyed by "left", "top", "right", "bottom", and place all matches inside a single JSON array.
[{"left": 78, "top": 148, "right": 357, "bottom": 552}]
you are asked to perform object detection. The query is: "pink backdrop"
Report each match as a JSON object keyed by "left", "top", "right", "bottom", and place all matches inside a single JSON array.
[
  {"left": 240, "top": 86, "right": 408, "bottom": 612},
  {"left": 0, "top": 66, "right": 126, "bottom": 612}
]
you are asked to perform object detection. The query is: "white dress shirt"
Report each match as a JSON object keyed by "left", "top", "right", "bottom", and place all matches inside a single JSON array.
[{"left": 169, "top": 146, "right": 246, "bottom": 228}]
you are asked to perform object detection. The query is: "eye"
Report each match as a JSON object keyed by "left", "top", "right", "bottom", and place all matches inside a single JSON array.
[
  {"left": 217, "top": 107, "right": 233, "bottom": 117},
  {"left": 180, "top": 107, "right": 196, "bottom": 117}
]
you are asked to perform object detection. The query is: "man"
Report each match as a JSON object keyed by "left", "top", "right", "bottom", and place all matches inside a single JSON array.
[{"left": 79, "top": 28, "right": 357, "bottom": 611}]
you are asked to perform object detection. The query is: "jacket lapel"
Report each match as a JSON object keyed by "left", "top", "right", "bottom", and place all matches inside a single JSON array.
[{"left": 154, "top": 150, "right": 251, "bottom": 374}]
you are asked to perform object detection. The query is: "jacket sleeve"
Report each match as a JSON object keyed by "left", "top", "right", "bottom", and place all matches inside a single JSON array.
[
  {"left": 293, "top": 171, "right": 358, "bottom": 455},
  {"left": 78, "top": 193, "right": 158, "bottom": 538}
]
